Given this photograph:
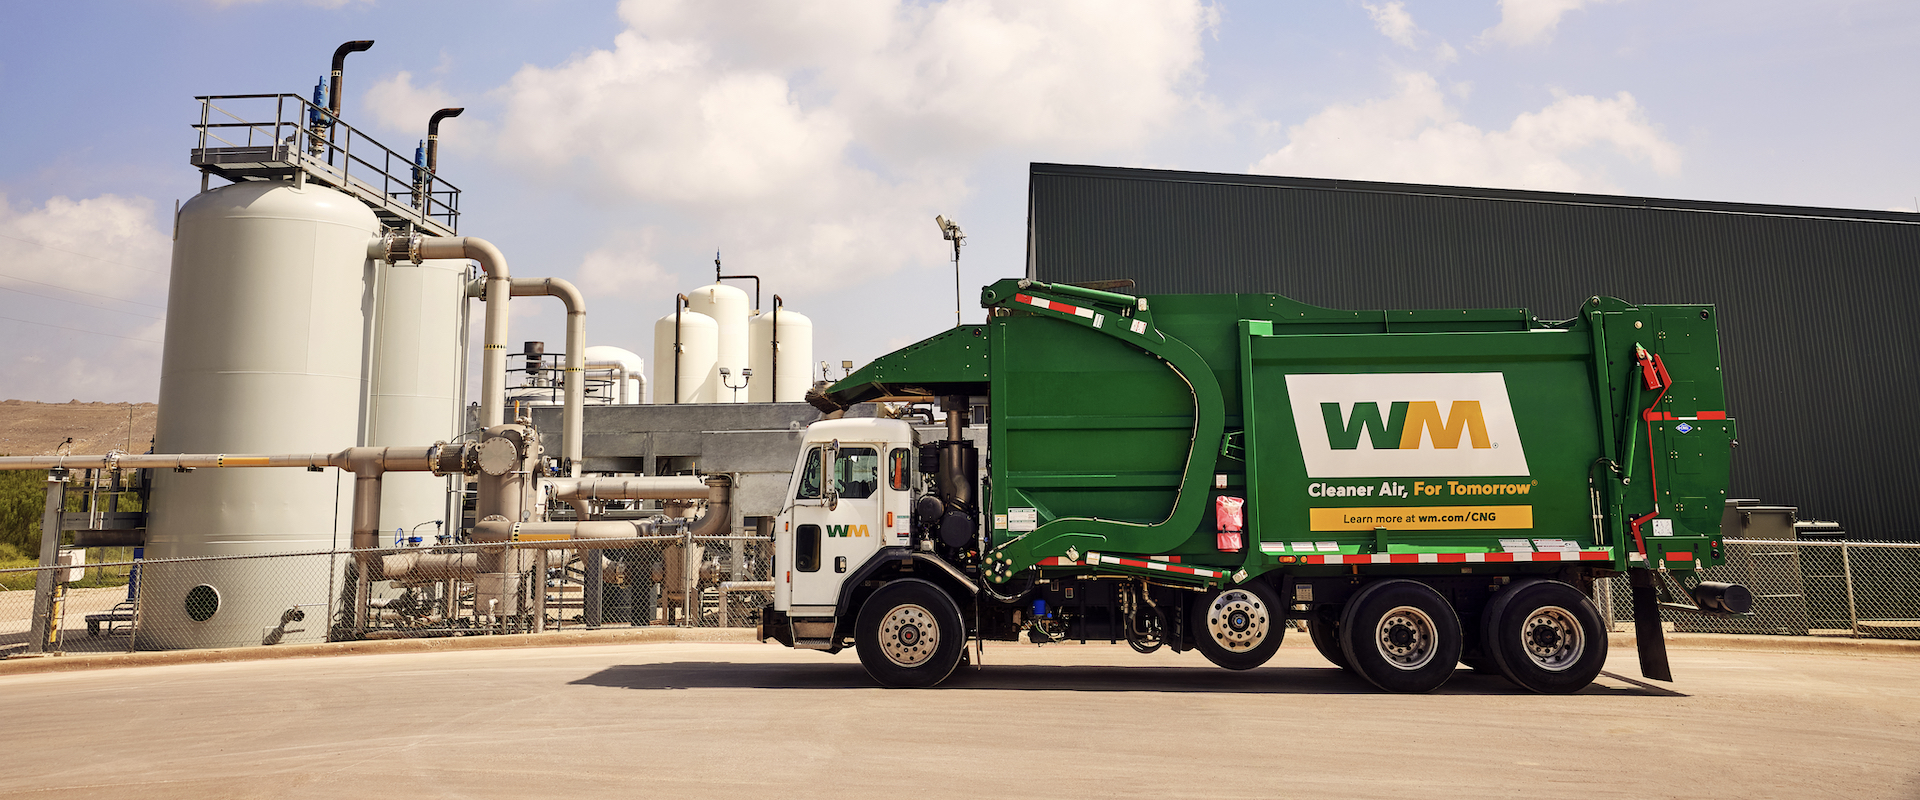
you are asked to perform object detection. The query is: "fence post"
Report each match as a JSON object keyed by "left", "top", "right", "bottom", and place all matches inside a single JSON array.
[
  {"left": 1841, "top": 542, "right": 1859, "bottom": 638},
  {"left": 29, "top": 472, "right": 68, "bottom": 654},
  {"left": 681, "top": 527, "right": 696, "bottom": 626}
]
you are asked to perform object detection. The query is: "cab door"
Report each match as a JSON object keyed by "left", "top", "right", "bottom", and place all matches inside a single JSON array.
[{"left": 788, "top": 443, "right": 886, "bottom": 610}]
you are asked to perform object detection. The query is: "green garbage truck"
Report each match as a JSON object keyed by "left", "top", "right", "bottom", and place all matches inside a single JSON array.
[{"left": 761, "top": 278, "right": 1750, "bottom": 693}]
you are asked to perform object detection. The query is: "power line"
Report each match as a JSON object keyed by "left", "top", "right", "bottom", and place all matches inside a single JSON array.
[
  {"left": 0, "top": 285, "right": 167, "bottom": 320},
  {"left": 0, "top": 269, "right": 167, "bottom": 309},
  {"left": 0, "top": 314, "right": 162, "bottom": 344},
  {"left": 0, "top": 230, "right": 168, "bottom": 275}
]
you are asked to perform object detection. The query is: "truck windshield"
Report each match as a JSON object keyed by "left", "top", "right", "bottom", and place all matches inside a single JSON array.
[{"left": 836, "top": 447, "right": 879, "bottom": 499}]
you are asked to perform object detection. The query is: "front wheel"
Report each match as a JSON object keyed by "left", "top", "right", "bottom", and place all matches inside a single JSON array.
[
  {"left": 1190, "top": 581, "right": 1284, "bottom": 670},
  {"left": 1338, "top": 579, "right": 1463, "bottom": 693},
  {"left": 854, "top": 579, "right": 966, "bottom": 688},
  {"left": 1481, "top": 579, "right": 1608, "bottom": 694}
]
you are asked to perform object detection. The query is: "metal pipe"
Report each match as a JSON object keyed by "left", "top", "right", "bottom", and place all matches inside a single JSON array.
[
  {"left": 426, "top": 107, "right": 464, "bottom": 174},
  {"left": 328, "top": 40, "right": 375, "bottom": 118},
  {"left": 0, "top": 445, "right": 455, "bottom": 473},
  {"left": 771, "top": 295, "right": 782, "bottom": 402},
  {"left": 378, "top": 236, "right": 512, "bottom": 428},
  {"left": 673, "top": 294, "right": 688, "bottom": 404},
  {"left": 509, "top": 277, "right": 586, "bottom": 477},
  {"left": 717, "top": 581, "right": 774, "bottom": 627},
  {"left": 548, "top": 476, "right": 714, "bottom": 503},
  {"left": 27, "top": 473, "right": 67, "bottom": 654}
]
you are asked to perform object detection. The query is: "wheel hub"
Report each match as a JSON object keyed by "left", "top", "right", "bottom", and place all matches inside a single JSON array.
[
  {"left": 1374, "top": 606, "right": 1437, "bottom": 670},
  {"left": 1207, "top": 589, "right": 1268, "bottom": 650},
  {"left": 878, "top": 603, "right": 939, "bottom": 668},
  {"left": 1519, "top": 605, "right": 1583, "bottom": 671}
]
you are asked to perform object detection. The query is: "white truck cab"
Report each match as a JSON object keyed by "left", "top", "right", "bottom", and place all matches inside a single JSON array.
[{"left": 774, "top": 418, "right": 919, "bottom": 625}]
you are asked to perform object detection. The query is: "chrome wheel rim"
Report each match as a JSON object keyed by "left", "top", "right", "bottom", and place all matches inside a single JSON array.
[
  {"left": 1206, "top": 589, "right": 1269, "bottom": 650},
  {"left": 1519, "top": 605, "right": 1584, "bottom": 671},
  {"left": 878, "top": 603, "right": 939, "bottom": 668},
  {"left": 1374, "top": 605, "right": 1438, "bottom": 670}
]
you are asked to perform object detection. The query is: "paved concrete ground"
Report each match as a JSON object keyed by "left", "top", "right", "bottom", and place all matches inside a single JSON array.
[{"left": 1, "top": 636, "right": 1914, "bottom": 799}]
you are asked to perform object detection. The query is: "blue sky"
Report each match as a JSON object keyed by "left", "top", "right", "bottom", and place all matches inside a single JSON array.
[{"left": 1, "top": 0, "right": 1915, "bottom": 403}]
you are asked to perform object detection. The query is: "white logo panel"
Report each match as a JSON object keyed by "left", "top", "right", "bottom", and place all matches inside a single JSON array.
[{"left": 1285, "top": 372, "right": 1531, "bottom": 478}]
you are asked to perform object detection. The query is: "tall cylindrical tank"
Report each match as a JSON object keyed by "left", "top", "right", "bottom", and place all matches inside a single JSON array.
[
  {"left": 583, "top": 345, "right": 644, "bottom": 404},
  {"left": 145, "top": 180, "right": 378, "bottom": 649},
  {"left": 748, "top": 305, "right": 814, "bottom": 402},
  {"left": 652, "top": 309, "right": 717, "bottom": 404},
  {"left": 685, "top": 283, "right": 749, "bottom": 403},
  {"left": 366, "top": 256, "right": 471, "bottom": 538}
]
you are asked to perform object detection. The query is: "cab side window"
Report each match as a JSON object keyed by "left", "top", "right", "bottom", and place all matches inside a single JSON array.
[
  {"left": 837, "top": 447, "right": 879, "bottom": 499},
  {"left": 796, "top": 448, "right": 823, "bottom": 500},
  {"left": 888, "top": 448, "right": 911, "bottom": 491}
]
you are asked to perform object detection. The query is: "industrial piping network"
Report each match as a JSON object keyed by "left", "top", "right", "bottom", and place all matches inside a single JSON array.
[{"left": 2, "top": 233, "right": 734, "bottom": 640}]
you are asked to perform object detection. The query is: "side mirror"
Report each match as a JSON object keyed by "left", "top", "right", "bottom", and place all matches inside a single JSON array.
[{"left": 824, "top": 439, "right": 840, "bottom": 511}]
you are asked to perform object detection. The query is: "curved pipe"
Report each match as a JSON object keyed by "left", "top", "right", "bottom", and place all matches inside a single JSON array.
[
  {"left": 328, "top": 40, "right": 375, "bottom": 118},
  {"left": 426, "top": 107, "right": 464, "bottom": 174},
  {"left": 378, "top": 236, "right": 512, "bottom": 428},
  {"left": 509, "top": 277, "right": 585, "bottom": 477}
]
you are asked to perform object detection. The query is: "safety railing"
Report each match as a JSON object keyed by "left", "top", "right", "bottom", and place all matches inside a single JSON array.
[
  {"left": 1594, "top": 538, "right": 1920, "bottom": 639},
  {"left": 190, "top": 93, "right": 461, "bottom": 233},
  {"left": 0, "top": 533, "right": 774, "bottom": 656}
]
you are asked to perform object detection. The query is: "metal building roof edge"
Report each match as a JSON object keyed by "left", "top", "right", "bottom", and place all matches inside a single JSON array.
[{"left": 1028, "top": 162, "right": 1920, "bottom": 226}]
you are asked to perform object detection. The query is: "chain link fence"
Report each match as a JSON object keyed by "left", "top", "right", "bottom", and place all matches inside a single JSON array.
[
  {"left": 0, "top": 533, "right": 775, "bottom": 656},
  {"left": 1594, "top": 538, "right": 1920, "bottom": 639}
]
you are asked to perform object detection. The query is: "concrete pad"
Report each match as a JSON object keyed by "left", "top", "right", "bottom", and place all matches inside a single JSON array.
[{"left": 1, "top": 635, "right": 1916, "bottom": 799}]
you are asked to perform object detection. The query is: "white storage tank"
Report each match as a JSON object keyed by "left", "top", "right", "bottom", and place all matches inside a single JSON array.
[
  {"left": 583, "top": 345, "right": 644, "bottom": 405},
  {"left": 685, "top": 283, "right": 749, "bottom": 403},
  {"left": 367, "top": 256, "right": 470, "bottom": 540},
  {"left": 652, "top": 308, "right": 717, "bottom": 404},
  {"left": 748, "top": 303, "right": 814, "bottom": 402},
  {"left": 145, "top": 180, "right": 377, "bottom": 649}
]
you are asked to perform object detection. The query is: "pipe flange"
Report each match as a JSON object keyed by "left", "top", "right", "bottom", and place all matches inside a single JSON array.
[{"left": 476, "top": 437, "right": 518, "bottom": 476}]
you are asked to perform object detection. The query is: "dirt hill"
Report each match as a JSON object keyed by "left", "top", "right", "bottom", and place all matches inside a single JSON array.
[{"left": 0, "top": 400, "right": 157, "bottom": 457}]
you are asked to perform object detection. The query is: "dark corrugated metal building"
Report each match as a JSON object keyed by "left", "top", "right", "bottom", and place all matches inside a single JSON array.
[{"left": 1027, "top": 163, "right": 1920, "bottom": 541}]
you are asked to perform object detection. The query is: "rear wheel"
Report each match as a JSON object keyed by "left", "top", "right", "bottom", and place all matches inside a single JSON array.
[
  {"left": 1307, "top": 612, "right": 1350, "bottom": 670},
  {"left": 1481, "top": 579, "right": 1607, "bottom": 694},
  {"left": 854, "top": 579, "right": 966, "bottom": 688},
  {"left": 1338, "top": 580, "right": 1463, "bottom": 693},
  {"left": 1190, "top": 581, "right": 1284, "bottom": 670}
]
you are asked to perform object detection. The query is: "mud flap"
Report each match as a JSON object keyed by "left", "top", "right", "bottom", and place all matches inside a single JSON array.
[{"left": 1629, "top": 568, "right": 1672, "bottom": 682}]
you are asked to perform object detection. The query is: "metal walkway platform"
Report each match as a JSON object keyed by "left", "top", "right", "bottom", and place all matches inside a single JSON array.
[{"left": 191, "top": 94, "right": 461, "bottom": 237}]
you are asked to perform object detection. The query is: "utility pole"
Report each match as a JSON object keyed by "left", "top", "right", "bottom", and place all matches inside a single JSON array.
[{"left": 935, "top": 215, "right": 966, "bottom": 327}]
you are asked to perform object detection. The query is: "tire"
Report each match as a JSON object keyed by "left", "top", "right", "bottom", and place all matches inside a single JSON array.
[
  {"left": 854, "top": 579, "right": 966, "bottom": 688},
  {"left": 1190, "top": 581, "right": 1284, "bottom": 670},
  {"left": 1481, "top": 579, "right": 1608, "bottom": 694},
  {"left": 1307, "top": 612, "right": 1350, "bottom": 671},
  {"left": 1337, "top": 579, "right": 1463, "bottom": 693},
  {"left": 1460, "top": 655, "right": 1501, "bottom": 675}
]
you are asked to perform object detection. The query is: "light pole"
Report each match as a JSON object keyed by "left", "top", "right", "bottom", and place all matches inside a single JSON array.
[
  {"left": 719, "top": 366, "right": 753, "bottom": 403},
  {"left": 935, "top": 215, "right": 966, "bottom": 328}
]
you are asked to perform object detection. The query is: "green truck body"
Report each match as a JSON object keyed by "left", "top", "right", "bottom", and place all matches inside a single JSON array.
[{"left": 769, "top": 278, "right": 1747, "bottom": 692}]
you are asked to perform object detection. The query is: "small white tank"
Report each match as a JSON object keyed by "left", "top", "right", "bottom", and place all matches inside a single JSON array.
[
  {"left": 685, "top": 283, "right": 749, "bottom": 403},
  {"left": 748, "top": 305, "right": 814, "bottom": 402},
  {"left": 652, "top": 308, "right": 717, "bottom": 403},
  {"left": 583, "top": 345, "right": 644, "bottom": 405}
]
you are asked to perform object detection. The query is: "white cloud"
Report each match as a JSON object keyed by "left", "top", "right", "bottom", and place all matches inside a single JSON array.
[
  {"left": 1480, "top": 0, "right": 1611, "bottom": 47},
  {"left": 362, "top": 71, "right": 458, "bottom": 139},
  {"left": 1363, "top": 2, "right": 1420, "bottom": 48},
  {"left": 1250, "top": 72, "right": 1681, "bottom": 193},
  {"left": 489, "top": 0, "right": 1214, "bottom": 293},
  {"left": 0, "top": 193, "right": 170, "bottom": 402}
]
